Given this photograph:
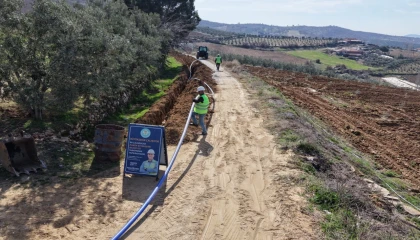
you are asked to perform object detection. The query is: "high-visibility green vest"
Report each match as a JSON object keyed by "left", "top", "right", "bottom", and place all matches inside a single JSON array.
[
  {"left": 194, "top": 94, "right": 209, "bottom": 114},
  {"left": 215, "top": 56, "right": 222, "bottom": 64}
]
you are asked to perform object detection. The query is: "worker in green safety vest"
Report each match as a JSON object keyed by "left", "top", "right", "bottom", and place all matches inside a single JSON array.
[
  {"left": 140, "top": 149, "right": 159, "bottom": 175},
  {"left": 215, "top": 54, "right": 222, "bottom": 71},
  {"left": 190, "top": 86, "right": 210, "bottom": 135}
]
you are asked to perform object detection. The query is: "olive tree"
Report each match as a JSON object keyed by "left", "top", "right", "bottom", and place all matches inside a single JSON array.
[
  {"left": 50, "top": 0, "right": 164, "bottom": 107},
  {"left": 0, "top": 0, "right": 166, "bottom": 119},
  {"left": 0, "top": 0, "right": 81, "bottom": 119}
]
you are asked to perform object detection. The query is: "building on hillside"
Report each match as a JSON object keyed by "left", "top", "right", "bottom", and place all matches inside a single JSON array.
[
  {"left": 334, "top": 47, "right": 364, "bottom": 59},
  {"left": 380, "top": 55, "right": 393, "bottom": 59},
  {"left": 338, "top": 38, "right": 364, "bottom": 45}
]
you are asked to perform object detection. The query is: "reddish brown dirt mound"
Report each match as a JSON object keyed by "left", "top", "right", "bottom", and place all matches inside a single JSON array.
[
  {"left": 138, "top": 52, "right": 217, "bottom": 145},
  {"left": 244, "top": 65, "right": 420, "bottom": 187}
]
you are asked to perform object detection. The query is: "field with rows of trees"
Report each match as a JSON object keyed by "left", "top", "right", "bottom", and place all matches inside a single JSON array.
[
  {"left": 221, "top": 36, "right": 338, "bottom": 49},
  {"left": 195, "top": 26, "right": 340, "bottom": 49}
]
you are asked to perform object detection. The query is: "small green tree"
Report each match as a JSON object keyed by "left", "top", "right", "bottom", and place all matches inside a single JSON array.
[
  {"left": 379, "top": 46, "right": 389, "bottom": 52},
  {"left": 0, "top": 0, "right": 77, "bottom": 119},
  {"left": 125, "top": 0, "right": 200, "bottom": 47}
]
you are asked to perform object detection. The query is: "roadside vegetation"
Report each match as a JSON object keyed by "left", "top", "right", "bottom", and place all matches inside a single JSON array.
[
  {"left": 0, "top": 0, "right": 195, "bottom": 180},
  {"left": 0, "top": 0, "right": 198, "bottom": 122},
  {"left": 104, "top": 56, "right": 183, "bottom": 127},
  {"left": 0, "top": 55, "right": 183, "bottom": 182}
]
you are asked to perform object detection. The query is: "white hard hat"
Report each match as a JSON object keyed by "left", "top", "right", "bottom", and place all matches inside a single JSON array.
[
  {"left": 147, "top": 149, "right": 155, "bottom": 154},
  {"left": 197, "top": 86, "right": 205, "bottom": 92}
]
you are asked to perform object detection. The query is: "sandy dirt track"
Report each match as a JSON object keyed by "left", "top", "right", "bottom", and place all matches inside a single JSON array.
[
  {"left": 121, "top": 61, "right": 318, "bottom": 239},
  {"left": 0, "top": 60, "right": 318, "bottom": 239}
]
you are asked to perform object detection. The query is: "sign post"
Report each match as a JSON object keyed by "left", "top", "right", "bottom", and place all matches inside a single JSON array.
[{"left": 124, "top": 123, "right": 168, "bottom": 180}]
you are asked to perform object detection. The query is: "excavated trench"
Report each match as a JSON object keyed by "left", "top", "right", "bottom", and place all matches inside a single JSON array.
[{"left": 137, "top": 52, "right": 217, "bottom": 145}]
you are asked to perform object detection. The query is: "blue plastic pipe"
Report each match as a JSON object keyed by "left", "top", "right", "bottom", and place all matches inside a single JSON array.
[
  {"left": 112, "top": 57, "right": 216, "bottom": 239},
  {"left": 111, "top": 104, "right": 195, "bottom": 240}
]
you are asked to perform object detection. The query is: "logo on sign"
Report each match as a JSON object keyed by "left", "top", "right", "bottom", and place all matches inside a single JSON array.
[{"left": 140, "top": 128, "right": 151, "bottom": 138}]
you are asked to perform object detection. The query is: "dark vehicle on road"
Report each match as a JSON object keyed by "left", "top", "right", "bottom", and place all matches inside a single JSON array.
[{"left": 196, "top": 46, "right": 208, "bottom": 59}]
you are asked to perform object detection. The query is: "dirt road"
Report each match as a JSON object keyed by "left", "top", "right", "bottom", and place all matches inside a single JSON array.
[
  {"left": 118, "top": 61, "right": 318, "bottom": 239},
  {"left": 0, "top": 60, "right": 317, "bottom": 240}
]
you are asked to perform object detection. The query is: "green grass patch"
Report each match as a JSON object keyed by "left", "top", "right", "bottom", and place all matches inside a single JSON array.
[
  {"left": 61, "top": 150, "right": 96, "bottom": 173},
  {"left": 322, "top": 208, "right": 360, "bottom": 240},
  {"left": 401, "top": 194, "right": 420, "bottom": 208},
  {"left": 279, "top": 129, "right": 300, "bottom": 144},
  {"left": 307, "top": 182, "right": 363, "bottom": 239},
  {"left": 296, "top": 142, "right": 320, "bottom": 156},
  {"left": 301, "top": 162, "right": 317, "bottom": 175},
  {"left": 351, "top": 156, "right": 375, "bottom": 176},
  {"left": 21, "top": 99, "right": 88, "bottom": 132},
  {"left": 328, "top": 136, "right": 339, "bottom": 145},
  {"left": 383, "top": 170, "right": 400, "bottom": 178},
  {"left": 383, "top": 177, "right": 420, "bottom": 209},
  {"left": 310, "top": 184, "right": 340, "bottom": 210},
  {"left": 286, "top": 50, "right": 374, "bottom": 70},
  {"left": 410, "top": 217, "right": 420, "bottom": 227},
  {"left": 105, "top": 56, "right": 182, "bottom": 126}
]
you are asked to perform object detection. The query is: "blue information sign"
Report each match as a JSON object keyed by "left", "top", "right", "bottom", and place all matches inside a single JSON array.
[{"left": 124, "top": 124, "right": 167, "bottom": 177}]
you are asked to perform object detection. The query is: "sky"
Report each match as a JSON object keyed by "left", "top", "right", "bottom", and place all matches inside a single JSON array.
[{"left": 195, "top": 0, "right": 420, "bottom": 36}]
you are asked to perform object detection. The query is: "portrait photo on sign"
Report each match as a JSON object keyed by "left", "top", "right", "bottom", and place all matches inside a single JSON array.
[{"left": 139, "top": 149, "right": 159, "bottom": 175}]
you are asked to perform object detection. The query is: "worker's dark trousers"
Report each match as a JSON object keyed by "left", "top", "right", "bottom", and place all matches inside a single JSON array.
[{"left": 191, "top": 112, "right": 207, "bottom": 134}]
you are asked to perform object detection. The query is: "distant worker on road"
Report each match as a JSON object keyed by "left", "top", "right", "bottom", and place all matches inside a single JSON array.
[
  {"left": 215, "top": 54, "right": 222, "bottom": 71},
  {"left": 190, "top": 86, "right": 209, "bottom": 135}
]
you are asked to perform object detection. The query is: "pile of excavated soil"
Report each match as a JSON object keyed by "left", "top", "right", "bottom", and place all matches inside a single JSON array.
[{"left": 137, "top": 52, "right": 217, "bottom": 144}]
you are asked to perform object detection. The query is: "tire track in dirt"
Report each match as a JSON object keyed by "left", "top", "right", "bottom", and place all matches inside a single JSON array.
[
  {"left": 124, "top": 144, "right": 210, "bottom": 240},
  {"left": 122, "top": 61, "right": 319, "bottom": 239}
]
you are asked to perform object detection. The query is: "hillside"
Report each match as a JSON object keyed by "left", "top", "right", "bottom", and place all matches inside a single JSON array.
[
  {"left": 199, "top": 20, "right": 420, "bottom": 49},
  {"left": 406, "top": 34, "right": 420, "bottom": 38}
]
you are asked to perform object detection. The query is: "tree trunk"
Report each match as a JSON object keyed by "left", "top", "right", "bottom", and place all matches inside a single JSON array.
[{"left": 31, "top": 106, "right": 43, "bottom": 120}]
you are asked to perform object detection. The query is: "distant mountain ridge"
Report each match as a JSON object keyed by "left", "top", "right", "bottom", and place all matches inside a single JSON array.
[
  {"left": 406, "top": 34, "right": 420, "bottom": 38},
  {"left": 199, "top": 20, "right": 420, "bottom": 49}
]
